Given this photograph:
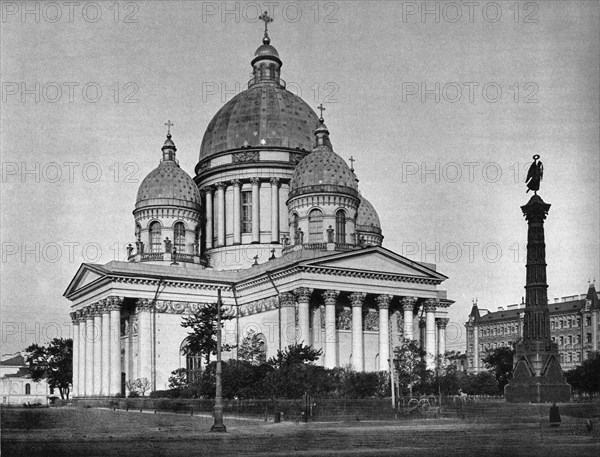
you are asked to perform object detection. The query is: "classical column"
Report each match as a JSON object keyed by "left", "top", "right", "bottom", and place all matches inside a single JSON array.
[
  {"left": 70, "top": 312, "right": 80, "bottom": 397},
  {"left": 232, "top": 180, "right": 241, "bottom": 244},
  {"left": 279, "top": 292, "right": 296, "bottom": 348},
  {"left": 251, "top": 178, "right": 260, "bottom": 243},
  {"left": 100, "top": 301, "right": 111, "bottom": 396},
  {"left": 270, "top": 178, "right": 280, "bottom": 243},
  {"left": 78, "top": 311, "right": 86, "bottom": 396},
  {"left": 376, "top": 294, "right": 392, "bottom": 371},
  {"left": 424, "top": 299, "right": 437, "bottom": 369},
  {"left": 313, "top": 306, "right": 323, "bottom": 350},
  {"left": 137, "top": 299, "right": 152, "bottom": 385},
  {"left": 108, "top": 297, "right": 122, "bottom": 396},
  {"left": 437, "top": 318, "right": 449, "bottom": 361},
  {"left": 85, "top": 306, "right": 94, "bottom": 397},
  {"left": 294, "top": 287, "right": 312, "bottom": 345},
  {"left": 216, "top": 182, "right": 226, "bottom": 247},
  {"left": 204, "top": 187, "right": 214, "bottom": 250},
  {"left": 419, "top": 317, "right": 426, "bottom": 349},
  {"left": 350, "top": 292, "right": 366, "bottom": 372},
  {"left": 401, "top": 297, "right": 416, "bottom": 340},
  {"left": 323, "top": 290, "right": 339, "bottom": 369},
  {"left": 92, "top": 306, "right": 102, "bottom": 395}
]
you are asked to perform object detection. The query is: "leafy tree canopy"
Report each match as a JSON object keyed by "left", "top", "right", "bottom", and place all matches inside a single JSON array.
[
  {"left": 180, "top": 301, "right": 234, "bottom": 364},
  {"left": 24, "top": 338, "right": 73, "bottom": 399}
]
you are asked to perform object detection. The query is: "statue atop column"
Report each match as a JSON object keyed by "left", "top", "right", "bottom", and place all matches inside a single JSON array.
[{"left": 525, "top": 154, "right": 543, "bottom": 194}]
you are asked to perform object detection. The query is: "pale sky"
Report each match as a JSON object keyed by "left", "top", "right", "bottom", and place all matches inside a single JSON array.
[{"left": 1, "top": 1, "right": 598, "bottom": 354}]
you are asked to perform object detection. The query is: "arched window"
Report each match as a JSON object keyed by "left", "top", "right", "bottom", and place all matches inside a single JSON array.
[
  {"left": 180, "top": 339, "right": 202, "bottom": 383},
  {"left": 135, "top": 223, "right": 141, "bottom": 241},
  {"left": 291, "top": 213, "right": 299, "bottom": 244},
  {"left": 174, "top": 222, "right": 185, "bottom": 253},
  {"left": 25, "top": 383, "right": 31, "bottom": 395},
  {"left": 308, "top": 209, "right": 323, "bottom": 243},
  {"left": 149, "top": 222, "right": 162, "bottom": 253},
  {"left": 335, "top": 210, "right": 346, "bottom": 244}
]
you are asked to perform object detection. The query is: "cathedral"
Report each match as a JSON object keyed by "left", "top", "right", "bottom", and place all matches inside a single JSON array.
[{"left": 64, "top": 22, "right": 453, "bottom": 397}]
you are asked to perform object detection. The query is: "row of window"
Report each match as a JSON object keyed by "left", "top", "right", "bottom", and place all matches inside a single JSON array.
[
  {"left": 147, "top": 221, "right": 188, "bottom": 253},
  {"left": 478, "top": 324, "right": 518, "bottom": 337},
  {"left": 552, "top": 333, "right": 593, "bottom": 345},
  {"left": 291, "top": 209, "right": 347, "bottom": 244},
  {"left": 550, "top": 315, "right": 593, "bottom": 330}
]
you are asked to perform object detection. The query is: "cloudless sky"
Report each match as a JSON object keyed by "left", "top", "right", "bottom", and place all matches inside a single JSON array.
[{"left": 1, "top": 1, "right": 598, "bottom": 354}]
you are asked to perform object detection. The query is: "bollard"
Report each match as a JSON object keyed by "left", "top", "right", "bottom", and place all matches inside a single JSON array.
[{"left": 190, "top": 408, "right": 194, "bottom": 416}]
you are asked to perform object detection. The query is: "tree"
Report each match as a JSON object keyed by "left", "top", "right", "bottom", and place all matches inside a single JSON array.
[
  {"left": 566, "top": 351, "right": 600, "bottom": 397},
  {"left": 125, "top": 378, "right": 151, "bottom": 397},
  {"left": 25, "top": 338, "right": 72, "bottom": 399},
  {"left": 180, "top": 302, "right": 234, "bottom": 365},
  {"left": 482, "top": 346, "right": 515, "bottom": 394},
  {"left": 267, "top": 343, "right": 322, "bottom": 368},
  {"left": 393, "top": 338, "right": 429, "bottom": 396},
  {"left": 238, "top": 330, "right": 266, "bottom": 365}
]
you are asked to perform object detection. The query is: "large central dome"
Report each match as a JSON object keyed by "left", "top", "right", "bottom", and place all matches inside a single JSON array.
[
  {"left": 199, "top": 85, "right": 320, "bottom": 161},
  {"left": 198, "top": 37, "right": 321, "bottom": 164}
]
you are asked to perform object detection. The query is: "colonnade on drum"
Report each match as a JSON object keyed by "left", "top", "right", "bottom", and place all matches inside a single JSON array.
[{"left": 201, "top": 177, "right": 283, "bottom": 249}]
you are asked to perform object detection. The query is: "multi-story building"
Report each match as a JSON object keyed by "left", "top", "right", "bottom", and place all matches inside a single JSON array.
[{"left": 465, "top": 283, "right": 600, "bottom": 373}]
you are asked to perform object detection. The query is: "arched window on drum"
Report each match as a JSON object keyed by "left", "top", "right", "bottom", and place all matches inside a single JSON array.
[
  {"left": 174, "top": 222, "right": 185, "bottom": 254},
  {"left": 149, "top": 221, "right": 162, "bottom": 253},
  {"left": 308, "top": 209, "right": 323, "bottom": 243},
  {"left": 335, "top": 210, "right": 346, "bottom": 244}
]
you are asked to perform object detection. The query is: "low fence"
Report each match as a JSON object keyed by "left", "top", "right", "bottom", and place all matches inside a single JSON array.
[{"left": 70, "top": 396, "right": 600, "bottom": 423}]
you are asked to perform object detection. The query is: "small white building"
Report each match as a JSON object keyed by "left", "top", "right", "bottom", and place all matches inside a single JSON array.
[{"left": 0, "top": 354, "right": 50, "bottom": 405}]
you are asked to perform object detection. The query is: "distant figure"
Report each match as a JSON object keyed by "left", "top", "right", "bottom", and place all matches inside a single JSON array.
[
  {"left": 525, "top": 154, "right": 543, "bottom": 194},
  {"left": 164, "top": 237, "right": 172, "bottom": 253},
  {"left": 326, "top": 225, "right": 334, "bottom": 243},
  {"left": 126, "top": 244, "right": 134, "bottom": 258}
]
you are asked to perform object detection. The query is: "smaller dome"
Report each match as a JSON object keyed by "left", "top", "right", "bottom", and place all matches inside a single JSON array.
[
  {"left": 254, "top": 43, "right": 279, "bottom": 58},
  {"left": 135, "top": 135, "right": 201, "bottom": 211},
  {"left": 289, "top": 121, "right": 357, "bottom": 199},
  {"left": 356, "top": 194, "right": 382, "bottom": 235}
]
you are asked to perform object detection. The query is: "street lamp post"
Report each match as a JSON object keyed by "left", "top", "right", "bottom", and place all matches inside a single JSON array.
[{"left": 210, "top": 289, "right": 227, "bottom": 432}]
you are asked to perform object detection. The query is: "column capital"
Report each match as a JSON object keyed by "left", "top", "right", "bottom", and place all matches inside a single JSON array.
[
  {"left": 70, "top": 311, "right": 79, "bottom": 323},
  {"left": 436, "top": 317, "right": 450, "bottom": 329},
  {"left": 250, "top": 177, "right": 260, "bottom": 185},
  {"left": 89, "top": 303, "right": 102, "bottom": 317},
  {"left": 137, "top": 298, "right": 153, "bottom": 312},
  {"left": 97, "top": 299, "right": 110, "bottom": 314},
  {"left": 293, "top": 287, "right": 313, "bottom": 303},
  {"left": 215, "top": 181, "right": 227, "bottom": 190},
  {"left": 322, "top": 290, "right": 339, "bottom": 305},
  {"left": 201, "top": 186, "right": 214, "bottom": 194},
  {"left": 270, "top": 177, "right": 280, "bottom": 186},
  {"left": 279, "top": 292, "right": 296, "bottom": 308},
  {"left": 400, "top": 296, "right": 417, "bottom": 310},
  {"left": 231, "top": 179, "right": 242, "bottom": 187},
  {"left": 375, "top": 294, "right": 392, "bottom": 309},
  {"left": 349, "top": 292, "right": 367, "bottom": 308},
  {"left": 107, "top": 296, "right": 123, "bottom": 311},
  {"left": 424, "top": 298, "right": 438, "bottom": 312}
]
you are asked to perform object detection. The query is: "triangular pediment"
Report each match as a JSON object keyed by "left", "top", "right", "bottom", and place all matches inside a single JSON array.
[
  {"left": 301, "top": 247, "right": 447, "bottom": 281},
  {"left": 63, "top": 264, "right": 109, "bottom": 299}
]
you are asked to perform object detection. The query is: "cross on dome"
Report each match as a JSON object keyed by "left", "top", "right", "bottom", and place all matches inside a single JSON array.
[
  {"left": 349, "top": 156, "right": 355, "bottom": 172},
  {"left": 317, "top": 103, "right": 326, "bottom": 122},
  {"left": 165, "top": 120, "right": 174, "bottom": 137},
  {"left": 258, "top": 11, "right": 273, "bottom": 44}
]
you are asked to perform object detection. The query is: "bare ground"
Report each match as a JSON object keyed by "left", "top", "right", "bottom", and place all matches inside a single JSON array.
[{"left": 2, "top": 406, "right": 599, "bottom": 457}]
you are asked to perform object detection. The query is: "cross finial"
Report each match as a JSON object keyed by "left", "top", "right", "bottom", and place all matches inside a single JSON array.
[
  {"left": 349, "top": 156, "right": 355, "bottom": 172},
  {"left": 259, "top": 11, "right": 273, "bottom": 43},
  {"left": 317, "top": 103, "right": 326, "bottom": 121},
  {"left": 165, "top": 120, "right": 174, "bottom": 137}
]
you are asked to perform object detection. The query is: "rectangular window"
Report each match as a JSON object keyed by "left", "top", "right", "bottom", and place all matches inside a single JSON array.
[
  {"left": 551, "top": 320, "right": 555, "bottom": 330},
  {"left": 586, "top": 333, "right": 592, "bottom": 343},
  {"left": 586, "top": 316, "right": 592, "bottom": 327},
  {"left": 568, "top": 335, "right": 572, "bottom": 345},
  {"left": 241, "top": 191, "right": 252, "bottom": 233},
  {"left": 576, "top": 335, "right": 581, "bottom": 345}
]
